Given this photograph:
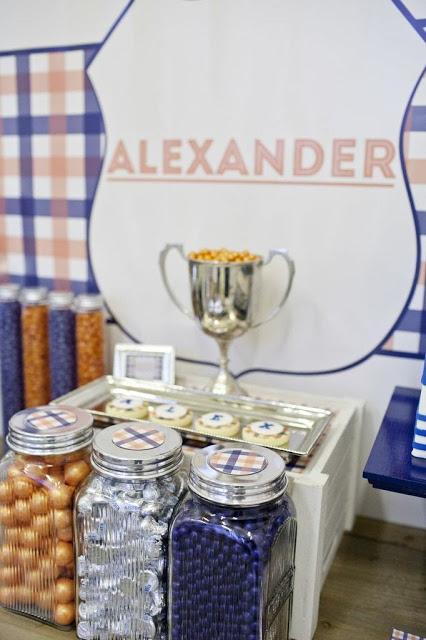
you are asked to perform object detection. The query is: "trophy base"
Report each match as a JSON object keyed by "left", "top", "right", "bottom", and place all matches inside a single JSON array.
[{"left": 207, "top": 368, "right": 246, "bottom": 396}]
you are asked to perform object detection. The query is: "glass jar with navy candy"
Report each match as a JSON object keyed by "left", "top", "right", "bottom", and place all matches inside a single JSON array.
[
  {"left": 48, "top": 291, "right": 76, "bottom": 399},
  {"left": 75, "top": 422, "right": 186, "bottom": 640},
  {"left": 169, "top": 443, "right": 297, "bottom": 640}
]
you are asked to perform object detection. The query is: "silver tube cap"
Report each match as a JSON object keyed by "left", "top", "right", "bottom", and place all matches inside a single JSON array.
[
  {"left": 189, "top": 443, "right": 288, "bottom": 507},
  {"left": 7, "top": 405, "right": 94, "bottom": 456},
  {"left": 20, "top": 286, "right": 48, "bottom": 305},
  {"left": 75, "top": 293, "right": 103, "bottom": 312},
  {"left": 0, "top": 283, "right": 21, "bottom": 302},
  {"left": 48, "top": 291, "right": 74, "bottom": 309},
  {"left": 91, "top": 422, "right": 183, "bottom": 480}
]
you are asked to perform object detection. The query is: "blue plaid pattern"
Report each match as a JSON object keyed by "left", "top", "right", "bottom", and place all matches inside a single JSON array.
[
  {"left": 208, "top": 448, "right": 266, "bottom": 475},
  {"left": 112, "top": 425, "right": 165, "bottom": 450},
  {"left": 378, "top": 7, "right": 426, "bottom": 358},
  {"left": 0, "top": 47, "right": 104, "bottom": 293},
  {"left": 25, "top": 408, "right": 76, "bottom": 432}
]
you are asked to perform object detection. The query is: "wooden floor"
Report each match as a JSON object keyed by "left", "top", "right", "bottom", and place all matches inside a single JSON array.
[
  {"left": 314, "top": 517, "right": 426, "bottom": 640},
  {"left": 0, "top": 517, "right": 423, "bottom": 640}
]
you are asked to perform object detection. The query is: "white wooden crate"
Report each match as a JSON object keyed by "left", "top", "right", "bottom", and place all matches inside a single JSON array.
[{"left": 179, "top": 375, "right": 364, "bottom": 640}]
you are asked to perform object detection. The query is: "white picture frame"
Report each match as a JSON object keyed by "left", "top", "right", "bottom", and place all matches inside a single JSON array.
[{"left": 113, "top": 344, "right": 175, "bottom": 384}]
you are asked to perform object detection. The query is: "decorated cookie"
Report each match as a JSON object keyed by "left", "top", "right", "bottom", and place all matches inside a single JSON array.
[
  {"left": 105, "top": 396, "right": 148, "bottom": 420},
  {"left": 242, "top": 420, "right": 290, "bottom": 448},
  {"left": 195, "top": 412, "right": 240, "bottom": 437},
  {"left": 149, "top": 403, "right": 193, "bottom": 428}
]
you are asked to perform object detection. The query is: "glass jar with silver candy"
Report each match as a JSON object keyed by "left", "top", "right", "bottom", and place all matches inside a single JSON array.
[{"left": 74, "top": 422, "right": 186, "bottom": 640}]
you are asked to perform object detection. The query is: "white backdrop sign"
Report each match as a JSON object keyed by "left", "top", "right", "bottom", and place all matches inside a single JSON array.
[{"left": 89, "top": 0, "right": 423, "bottom": 374}]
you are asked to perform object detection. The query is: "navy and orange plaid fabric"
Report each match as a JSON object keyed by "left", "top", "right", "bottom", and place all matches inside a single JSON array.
[{"left": 0, "top": 47, "right": 104, "bottom": 293}]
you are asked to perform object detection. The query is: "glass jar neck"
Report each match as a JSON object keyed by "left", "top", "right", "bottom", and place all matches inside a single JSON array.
[{"left": 189, "top": 490, "right": 287, "bottom": 518}]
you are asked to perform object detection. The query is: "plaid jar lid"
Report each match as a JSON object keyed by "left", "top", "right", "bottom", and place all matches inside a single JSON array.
[
  {"left": 92, "top": 422, "right": 183, "bottom": 480},
  {"left": 189, "top": 443, "right": 288, "bottom": 507},
  {"left": 7, "top": 405, "right": 94, "bottom": 455}
]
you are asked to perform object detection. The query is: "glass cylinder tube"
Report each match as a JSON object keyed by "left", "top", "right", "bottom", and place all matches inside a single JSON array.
[
  {"left": 21, "top": 287, "right": 50, "bottom": 407},
  {"left": 0, "top": 284, "right": 24, "bottom": 433},
  {"left": 75, "top": 294, "right": 104, "bottom": 387},
  {"left": 48, "top": 292, "right": 76, "bottom": 399}
]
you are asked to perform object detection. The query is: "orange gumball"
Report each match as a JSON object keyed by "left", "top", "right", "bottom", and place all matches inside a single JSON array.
[
  {"left": 32, "top": 514, "right": 51, "bottom": 537},
  {"left": 13, "top": 476, "right": 34, "bottom": 499},
  {"left": 7, "top": 465, "right": 22, "bottom": 481},
  {"left": 17, "top": 548, "right": 36, "bottom": 569},
  {"left": 0, "top": 481, "right": 14, "bottom": 504},
  {"left": 0, "top": 545, "right": 14, "bottom": 566},
  {"left": 57, "top": 526, "right": 73, "bottom": 542},
  {"left": 55, "top": 541, "right": 73, "bottom": 567},
  {"left": 44, "top": 455, "right": 65, "bottom": 466},
  {"left": 0, "top": 586, "right": 15, "bottom": 606},
  {"left": 38, "top": 589, "right": 54, "bottom": 610},
  {"left": 25, "top": 569, "right": 42, "bottom": 588},
  {"left": 14, "top": 499, "right": 32, "bottom": 524},
  {"left": 0, "top": 566, "right": 18, "bottom": 586},
  {"left": 49, "top": 484, "right": 74, "bottom": 510},
  {"left": 0, "top": 505, "right": 15, "bottom": 527},
  {"left": 39, "top": 555, "right": 60, "bottom": 579},
  {"left": 54, "top": 509, "right": 72, "bottom": 529},
  {"left": 21, "top": 528, "right": 39, "bottom": 548},
  {"left": 55, "top": 577, "right": 74, "bottom": 604},
  {"left": 16, "top": 584, "right": 33, "bottom": 605},
  {"left": 30, "top": 490, "right": 49, "bottom": 515},
  {"left": 45, "top": 467, "right": 64, "bottom": 485},
  {"left": 6, "top": 527, "right": 20, "bottom": 545},
  {"left": 54, "top": 602, "right": 75, "bottom": 626},
  {"left": 64, "top": 461, "right": 90, "bottom": 487}
]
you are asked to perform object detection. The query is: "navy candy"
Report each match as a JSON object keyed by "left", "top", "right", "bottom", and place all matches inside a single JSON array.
[
  {"left": 49, "top": 307, "right": 76, "bottom": 398},
  {"left": 48, "top": 292, "right": 76, "bottom": 399},
  {"left": 169, "top": 495, "right": 296, "bottom": 640}
]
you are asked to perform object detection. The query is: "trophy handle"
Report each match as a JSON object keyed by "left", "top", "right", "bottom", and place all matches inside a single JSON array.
[
  {"left": 251, "top": 248, "right": 295, "bottom": 328},
  {"left": 159, "top": 243, "right": 194, "bottom": 319}
]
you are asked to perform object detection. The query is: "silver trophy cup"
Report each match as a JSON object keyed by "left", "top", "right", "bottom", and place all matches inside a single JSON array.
[{"left": 159, "top": 244, "right": 295, "bottom": 395}]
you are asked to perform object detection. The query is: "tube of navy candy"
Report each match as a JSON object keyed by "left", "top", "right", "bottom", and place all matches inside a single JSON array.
[
  {"left": 48, "top": 291, "right": 76, "bottom": 399},
  {"left": 0, "top": 284, "right": 24, "bottom": 433},
  {"left": 169, "top": 444, "right": 297, "bottom": 640}
]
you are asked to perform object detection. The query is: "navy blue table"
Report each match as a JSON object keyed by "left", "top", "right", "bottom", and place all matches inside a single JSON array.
[{"left": 363, "top": 386, "right": 426, "bottom": 498}]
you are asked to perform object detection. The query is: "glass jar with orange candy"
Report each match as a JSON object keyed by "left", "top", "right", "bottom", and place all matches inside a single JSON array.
[{"left": 0, "top": 405, "right": 93, "bottom": 628}]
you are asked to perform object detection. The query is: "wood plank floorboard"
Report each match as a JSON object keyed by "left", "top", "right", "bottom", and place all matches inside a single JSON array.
[{"left": 314, "top": 518, "right": 426, "bottom": 640}]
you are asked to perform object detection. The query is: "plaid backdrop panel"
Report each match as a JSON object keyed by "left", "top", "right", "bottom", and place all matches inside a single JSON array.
[{"left": 0, "top": 47, "right": 104, "bottom": 293}]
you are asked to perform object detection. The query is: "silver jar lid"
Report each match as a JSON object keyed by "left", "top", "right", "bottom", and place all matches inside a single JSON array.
[
  {"left": 91, "top": 422, "right": 183, "bottom": 480},
  {"left": 0, "top": 283, "right": 20, "bottom": 302},
  {"left": 7, "top": 405, "right": 94, "bottom": 455},
  {"left": 75, "top": 293, "right": 103, "bottom": 312},
  {"left": 48, "top": 290, "right": 74, "bottom": 309},
  {"left": 189, "top": 443, "right": 288, "bottom": 507},
  {"left": 20, "top": 286, "right": 48, "bottom": 305}
]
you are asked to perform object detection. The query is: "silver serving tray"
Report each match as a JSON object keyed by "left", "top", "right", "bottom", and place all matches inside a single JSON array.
[{"left": 51, "top": 375, "right": 332, "bottom": 456}]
